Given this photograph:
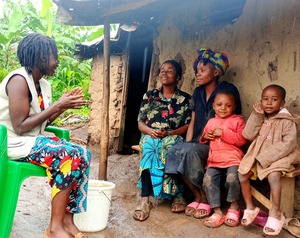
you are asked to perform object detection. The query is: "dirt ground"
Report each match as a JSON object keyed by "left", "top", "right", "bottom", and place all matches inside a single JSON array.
[{"left": 10, "top": 125, "right": 294, "bottom": 238}]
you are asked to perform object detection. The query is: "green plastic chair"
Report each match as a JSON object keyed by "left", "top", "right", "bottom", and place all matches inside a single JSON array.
[{"left": 0, "top": 124, "right": 70, "bottom": 238}]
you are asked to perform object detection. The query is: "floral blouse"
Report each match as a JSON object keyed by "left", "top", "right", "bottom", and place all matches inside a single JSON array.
[{"left": 137, "top": 87, "right": 191, "bottom": 131}]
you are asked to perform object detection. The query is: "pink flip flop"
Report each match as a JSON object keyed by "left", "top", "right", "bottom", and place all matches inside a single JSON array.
[
  {"left": 204, "top": 213, "right": 225, "bottom": 228},
  {"left": 263, "top": 213, "right": 285, "bottom": 236},
  {"left": 185, "top": 202, "right": 200, "bottom": 216},
  {"left": 193, "top": 203, "right": 211, "bottom": 219},
  {"left": 241, "top": 207, "right": 260, "bottom": 226},
  {"left": 224, "top": 209, "right": 240, "bottom": 227}
]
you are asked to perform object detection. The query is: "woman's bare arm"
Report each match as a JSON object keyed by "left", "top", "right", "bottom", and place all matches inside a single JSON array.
[
  {"left": 185, "top": 111, "right": 195, "bottom": 141},
  {"left": 7, "top": 75, "right": 88, "bottom": 135}
]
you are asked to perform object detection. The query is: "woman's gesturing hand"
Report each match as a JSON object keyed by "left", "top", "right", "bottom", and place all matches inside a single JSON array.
[{"left": 55, "top": 87, "right": 89, "bottom": 110}]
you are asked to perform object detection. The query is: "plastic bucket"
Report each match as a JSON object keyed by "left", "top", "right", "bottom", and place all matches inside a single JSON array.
[{"left": 74, "top": 180, "right": 115, "bottom": 232}]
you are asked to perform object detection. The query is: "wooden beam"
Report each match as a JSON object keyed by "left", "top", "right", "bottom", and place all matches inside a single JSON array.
[
  {"left": 285, "top": 166, "right": 300, "bottom": 177},
  {"left": 99, "top": 22, "right": 110, "bottom": 180}
]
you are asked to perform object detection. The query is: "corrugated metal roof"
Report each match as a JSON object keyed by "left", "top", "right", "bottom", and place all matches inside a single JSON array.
[
  {"left": 64, "top": 0, "right": 246, "bottom": 60},
  {"left": 74, "top": 26, "right": 129, "bottom": 60}
]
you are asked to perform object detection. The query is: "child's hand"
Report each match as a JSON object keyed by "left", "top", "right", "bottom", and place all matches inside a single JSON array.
[
  {"left": 204, "top": 130, "right": 215, "bottom": 140},
  {"left": 253, "top": 103, "right": 264, "bottom": 114},
  {"left": 212, "top": 128, "right": 222, "bottom": 137}
]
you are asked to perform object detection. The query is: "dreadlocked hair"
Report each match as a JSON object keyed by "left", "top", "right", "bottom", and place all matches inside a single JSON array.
[{"left": 17, "top": 33, "right": 58, "bottom": 75}]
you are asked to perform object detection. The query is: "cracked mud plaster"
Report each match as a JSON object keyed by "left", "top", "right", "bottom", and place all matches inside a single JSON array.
[{"left": 267, "top": 59, "right": 278, "bottom": 81}]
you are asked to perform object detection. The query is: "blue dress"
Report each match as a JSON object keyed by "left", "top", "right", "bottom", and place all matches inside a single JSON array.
[{"left": 137, "top": 87, "right": 191, "bottom": 199}]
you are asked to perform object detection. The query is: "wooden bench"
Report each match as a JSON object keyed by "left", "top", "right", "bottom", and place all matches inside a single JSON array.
[
  {"left": 133, "top": 144, "right": 300, "bottom": 217},
  {"left": 251, "top": 166, "right": 300, "bottom": 218}
]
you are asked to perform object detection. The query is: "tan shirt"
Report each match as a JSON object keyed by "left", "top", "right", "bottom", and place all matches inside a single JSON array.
[{"left": 238, "top": 108, "right": 300, "bottom": 179}]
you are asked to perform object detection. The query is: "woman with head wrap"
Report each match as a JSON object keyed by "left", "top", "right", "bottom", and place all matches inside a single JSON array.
[
  {"left": 133, "top": 60, "right": 191, "bottom": 221},
  {"left": 165, "top": 48, "right": 242, "bottom": 221}
]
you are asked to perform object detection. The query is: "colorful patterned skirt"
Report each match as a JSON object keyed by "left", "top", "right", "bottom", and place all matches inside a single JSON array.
[
  {"left": 20, "top": 136, "right": 91, "bottom": 214},
  {"left": 137, "top": 134, "right": 184, "bottom": 199}
]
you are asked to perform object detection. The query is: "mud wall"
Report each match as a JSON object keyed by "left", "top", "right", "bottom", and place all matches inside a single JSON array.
[
  {"left": 88, "top": 0, "right": 300, "bottom": 213},
  {"left": 152, "top": 0, "right": 300, "bottom": 116},
  {"left": 88, "top": 55, "right": 127, "bottom": 153},
  {"left": 151, "top": 0, "right": 300, "bottom": 214}
]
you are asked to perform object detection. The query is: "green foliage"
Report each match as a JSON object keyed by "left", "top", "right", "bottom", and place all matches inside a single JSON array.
[
  {"left": 0, "top": 0, "right": 106, "bottom": 125},
  {"left": 48, "top": 55, "right": 92, "bottom": 102}
]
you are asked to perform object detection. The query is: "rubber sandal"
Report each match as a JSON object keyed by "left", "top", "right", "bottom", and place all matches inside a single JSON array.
[
  {"left": 263, "top": 213, "right": 285, "bottom": 236},
  {"left": 224, "top": 208, "right": 240, "bottom": 227},
  {"left": 133, "top": 202, "right": 152, "bottom": 221},
  {"left": 75, "top": 232, "right": 88, "bottom": 238},
  {"left": 241, "top": 207, "right": 260, "bottom": 226},
  {"left": 283, "top": 218, "right": 300, "bottom": 238},
  {"left": 185, "top": 202, "right": 200, "bottom": 216},
  {"left": 204, "top": 212, "right": 225, "bottom": 228},
  {"left": 193, "top": 203, "right": 211, "bottom": 219},
  {"left": 171, "top": 196, "right": 187, "bottom": 213}
]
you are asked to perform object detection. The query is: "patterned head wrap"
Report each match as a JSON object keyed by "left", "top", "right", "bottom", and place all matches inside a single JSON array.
[{"left": 193, "top": 48, "right": 229, "bottom": 76}]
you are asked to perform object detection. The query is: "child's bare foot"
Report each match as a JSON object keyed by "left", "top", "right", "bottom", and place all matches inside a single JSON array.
[{"left": 268, "top": 209, "right": 282, "bottom": 220}]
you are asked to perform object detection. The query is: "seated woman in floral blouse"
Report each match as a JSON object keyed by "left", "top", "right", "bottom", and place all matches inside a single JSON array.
[{"left": 133, "top": 60, "right": 191, "bottom": 221}]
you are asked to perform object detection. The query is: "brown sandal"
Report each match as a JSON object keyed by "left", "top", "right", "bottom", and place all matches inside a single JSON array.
[
  {"left": 171, "top": 197, "right": 187, "bottom": 213},
  {"left": 133, "top": 202, "right": 152, "bottom": 221}
]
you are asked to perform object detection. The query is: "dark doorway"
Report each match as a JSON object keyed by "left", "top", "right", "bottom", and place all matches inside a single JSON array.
[{"left": 120, "top": 26, "right": 153, "bottom": 154}]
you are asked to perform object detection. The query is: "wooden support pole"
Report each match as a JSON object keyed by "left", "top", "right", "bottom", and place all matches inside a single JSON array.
[{"left": 99, "top": 22, "right": 110, "bottom": 180}]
